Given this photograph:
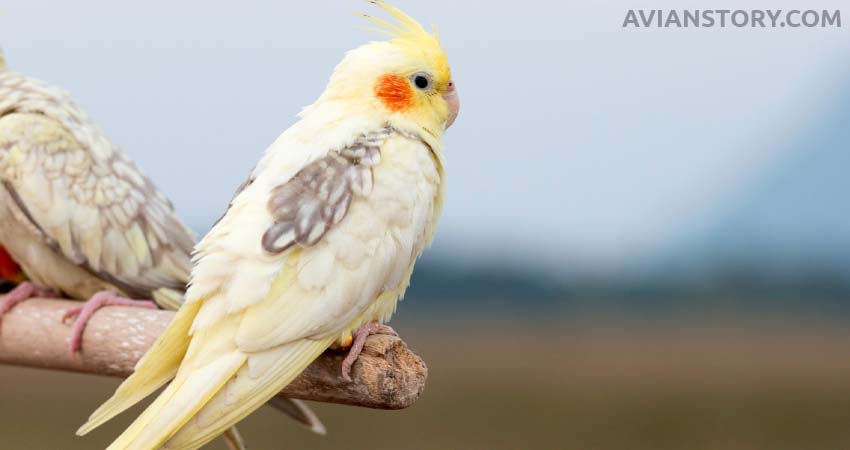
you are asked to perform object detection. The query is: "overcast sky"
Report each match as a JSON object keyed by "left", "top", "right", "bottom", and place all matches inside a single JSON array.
[{"left": 2, "top": 0, "right": 849, "bottom": 272}]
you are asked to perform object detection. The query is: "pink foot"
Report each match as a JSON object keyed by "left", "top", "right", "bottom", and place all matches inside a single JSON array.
[
  {"left": 341, "top": 322, "right": 398, "bottom": 382},
  {"left": 0, "top": 282, "right": 58, "bottom": 322},
  {"left": 62, "top": 291, "right": 157, "bottom": 356}
]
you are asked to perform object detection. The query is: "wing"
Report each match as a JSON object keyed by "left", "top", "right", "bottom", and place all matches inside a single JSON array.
[
  {"left": 187, "top": 127, "right": 400, "bottom": 334},
  {"left": 0, "top": 111, "right": 195, "bottom": 298},
  {"left": 260, "top": 129, "right": 384, "bottom": 253},
  {"left": 188, "top": 125, "right": 443, "bottom": 351}
]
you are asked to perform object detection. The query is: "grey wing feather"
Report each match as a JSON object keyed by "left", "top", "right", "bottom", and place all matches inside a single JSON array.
[{"left": 261, "top": 129, "right": 389, "bottom": 254}]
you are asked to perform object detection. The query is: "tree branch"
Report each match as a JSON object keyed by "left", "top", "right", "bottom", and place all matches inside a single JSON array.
[{"left": 0, "top": 297, "right": 427, "bottom": 410}]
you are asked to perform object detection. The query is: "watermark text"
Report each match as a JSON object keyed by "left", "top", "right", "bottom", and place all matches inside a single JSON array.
[{"left": 623, "top": 9, "right": 841, "bottom": 28}]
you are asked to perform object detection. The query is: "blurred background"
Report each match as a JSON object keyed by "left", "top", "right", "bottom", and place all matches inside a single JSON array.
[{"left": 2, "top": 0, "right": 850, "bottom": 449}]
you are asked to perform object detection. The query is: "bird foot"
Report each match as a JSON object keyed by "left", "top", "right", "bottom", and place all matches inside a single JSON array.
[
  {"left": 0, "top": 282, "right": 59, "bottom": 322},
  {"left": 341, "top": 322, "right": 397, "bottom": 382},
  {"left": 62, "top": 291, "right": 157, "bottom": 357}
]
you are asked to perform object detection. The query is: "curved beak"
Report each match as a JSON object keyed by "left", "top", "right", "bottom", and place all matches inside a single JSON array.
[{"left": 443, "top": 79, "right": 459, "bottom": 129}]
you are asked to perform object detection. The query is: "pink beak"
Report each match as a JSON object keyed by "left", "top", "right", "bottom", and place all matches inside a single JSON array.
[{"left": 443, "top": 79, "right": 459, "bottom": 129}]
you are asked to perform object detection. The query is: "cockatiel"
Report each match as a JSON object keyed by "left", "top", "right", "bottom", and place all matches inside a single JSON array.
[
  {"left": 0, "top": 48, "right": 196, "bottom": 347},
  {"left": 0, "top": 49, "right": 324, "bottom": 447},
  {"left": 77, "top": 1, "right": 459, "bottom": 449}
]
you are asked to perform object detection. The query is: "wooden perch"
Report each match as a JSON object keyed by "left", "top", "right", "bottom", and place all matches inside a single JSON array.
[{"left": 0, "top": 297, "right": 427, "bottom": 410}]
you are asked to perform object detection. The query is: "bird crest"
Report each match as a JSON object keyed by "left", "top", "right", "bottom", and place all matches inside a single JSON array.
[{"left": 359, "top": 1, "right": 450, "bottom": 83}]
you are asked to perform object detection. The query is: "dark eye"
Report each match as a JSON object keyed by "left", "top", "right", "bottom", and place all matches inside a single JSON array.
[{"left": 413, "top": 74, "right": 430, "bottom": 90}]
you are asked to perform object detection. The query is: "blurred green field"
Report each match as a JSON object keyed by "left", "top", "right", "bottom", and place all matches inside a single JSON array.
[{"left": 2, "top": 315, "right": 850, "bottom": 450}]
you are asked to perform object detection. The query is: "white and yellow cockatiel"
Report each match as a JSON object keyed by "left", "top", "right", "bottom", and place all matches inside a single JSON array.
[
  {"left": 0, "top": 48, "right": 324, "bottom": 448},
  {"left": 77, "top": 1, "right": 459, "bottom": 449}
]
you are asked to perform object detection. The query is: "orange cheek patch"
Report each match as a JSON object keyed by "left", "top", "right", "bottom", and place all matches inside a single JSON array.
[{"left": 374, "top": 74, "right": 414, "bottom": 112}]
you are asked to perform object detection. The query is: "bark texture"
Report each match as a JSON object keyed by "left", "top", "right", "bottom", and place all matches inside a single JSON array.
[{"left": 0, "top": 297, "right": 427, "bottom": 410}]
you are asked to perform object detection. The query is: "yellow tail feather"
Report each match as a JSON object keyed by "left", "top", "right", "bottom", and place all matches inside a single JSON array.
[
  {"left": 107, "top": 351, "right": 247, "bottom": 450},
  {"left": 163, "top": 338, "right": 332, "bottom": 450},
  {"left": 152, "top": 287, "right": 186, "bottom": 311},
  {"left": 77, "top": 300, "right": 202, "bottom": 436}
]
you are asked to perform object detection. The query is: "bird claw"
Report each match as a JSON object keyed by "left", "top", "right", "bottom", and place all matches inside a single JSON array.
[
  {"left": 0, "top": 282, "right": 58, "bottom": 320},
  {"left": 340, "top": 322, "right": 398, "bottom": 382},
  {"left": 63, "top": 291, "right": 157, "bottom": 357}
]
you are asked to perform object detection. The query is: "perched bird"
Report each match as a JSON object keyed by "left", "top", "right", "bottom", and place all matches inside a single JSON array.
[
  {"left": 0, "top": 48, "right": 324, "bottom": 446},
  {"left": 0, "top": 48, "right": 194, "bottom": 350},
  {"left": 77, "top": 1, "right": 459, "bottom": 449}
]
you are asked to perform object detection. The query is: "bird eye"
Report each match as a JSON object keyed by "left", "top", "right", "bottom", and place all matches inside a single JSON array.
[{"left": 412, "top": 73, "right": 431, "bottom": 90}]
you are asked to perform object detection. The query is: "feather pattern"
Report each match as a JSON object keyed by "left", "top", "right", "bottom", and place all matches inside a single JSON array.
[
  {"left": 83, "top": 125, "right": 443, "bottom": 449},
  {"left": 81, "top": 2, "right": 453, "bottom": 448},
  {"left": 262, "top": 128, "right": 388, "bottom": 253},
  {"left": 0, "top": 62, "right": 324, "bottom": 444},
  {"left": 0, "top": 69, "right": 195, "bottom": 299}
]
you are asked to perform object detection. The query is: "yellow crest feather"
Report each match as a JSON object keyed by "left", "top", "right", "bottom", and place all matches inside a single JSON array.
[
  {"left": 363, "top": 1, "right": 427, "bottom": 34},
  {"left": 359, "top": 1, "right": 450, "bottom": 83}
]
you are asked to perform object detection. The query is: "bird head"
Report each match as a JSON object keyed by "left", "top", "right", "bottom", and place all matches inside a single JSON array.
[{"left": 312, "top": 1, "right": 458, "bottom": 138}]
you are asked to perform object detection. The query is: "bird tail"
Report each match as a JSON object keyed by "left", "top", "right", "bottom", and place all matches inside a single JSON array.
[
  {"left": 267, "top": 397, "right": 327, "bottom": 435},
  {"left": 105, "top": 347, "right": 248, "bottom": 450},
  {"left": 76, "top": 300, "right": 202, "bottom": 436},
  {"left": 0, "top": 48, "right": 6, "bottom": 70},
  {"left": 221, "top": 427, "right": 247, "bottom": 450},
  {"left": 152, "top": 287, "right": 185, "bottom": 311},
  {"left": 161, "top": 338, "right": 332, "bottom": 450},
  {"left": 100, "top": 335, "right": 333, "bottom": 450},
  {"left": 82, "top": 287, "right": 327, "bottom": 443}
]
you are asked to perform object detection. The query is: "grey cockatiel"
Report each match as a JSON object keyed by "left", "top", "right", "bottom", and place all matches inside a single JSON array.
[{"left": 0, "top": 49, "right": 324, "bottom": 444}]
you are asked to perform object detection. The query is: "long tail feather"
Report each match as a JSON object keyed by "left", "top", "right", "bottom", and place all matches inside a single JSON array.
[
  {"left": 221, "top": 427, "right": 247, "bottom": 450},
  {"left": 107, "top": 351, "right": 247, "bottom": 450},
  {"left": 77, "top": 300, "right": 202, "bottom": 435},
  {"left": 267, "top": 397, "right": 327, "bottom": 435},
  {"left": 162, "top": 338, "right": 333, "bottom": 450},
  {"left": 152, "top": 287, "right": 185, "bottom": 311}
]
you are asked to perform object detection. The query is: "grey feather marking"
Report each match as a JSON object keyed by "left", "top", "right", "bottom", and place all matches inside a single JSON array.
[
  {"left": 261, "top": 129, "right": 390, "bottom": 254},
  {"left": 0, "top": 70, "right": 196, "bottom": 298}
]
